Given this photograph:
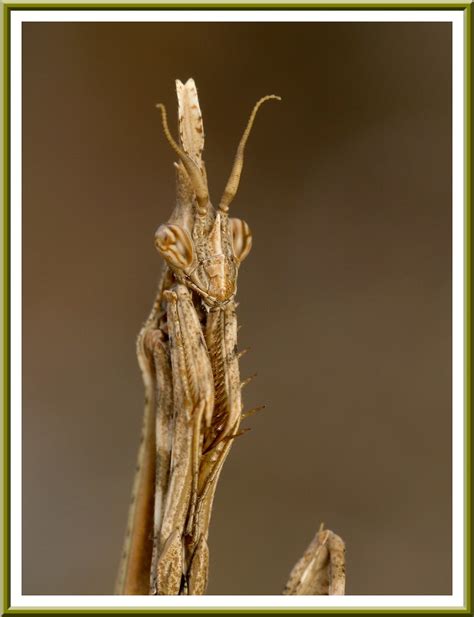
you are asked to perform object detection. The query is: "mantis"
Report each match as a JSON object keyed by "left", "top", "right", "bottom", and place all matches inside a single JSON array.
[{"left": 115, "top": 78, "right": 346, "bottom": 596}]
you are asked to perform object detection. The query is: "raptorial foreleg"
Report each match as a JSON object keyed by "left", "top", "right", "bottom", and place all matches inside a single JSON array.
[
  {"left": 189, "top": 303, "right": 243, "bottom": 559},
  {"left": 116, "top": 325, "right": 172, "bottom": 595},
  {"left": 154, "top": 284, "right": 214, "bottom": 595}
]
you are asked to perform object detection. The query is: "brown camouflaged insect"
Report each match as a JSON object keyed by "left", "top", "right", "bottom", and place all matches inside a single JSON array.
[{"left": 115, "top": 79, "right": 345, "bottom": 597}]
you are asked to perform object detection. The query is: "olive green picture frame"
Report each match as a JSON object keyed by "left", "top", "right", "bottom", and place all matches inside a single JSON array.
[{"left": 1, "top": 1, "right": 471, "bottom": 615}]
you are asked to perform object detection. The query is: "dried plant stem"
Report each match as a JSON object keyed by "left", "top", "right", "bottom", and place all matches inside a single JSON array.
[{"left": 284, "top": 525, "right": 346, "bottom": 595}]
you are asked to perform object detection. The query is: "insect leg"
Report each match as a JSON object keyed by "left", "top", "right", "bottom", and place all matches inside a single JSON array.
[
  {"left": 154, "top": 284, "right": 214, "bottom": 595},
  {"left": 194, "top": 303, "right": 242, "bottom": 533},
  {"left": 115, "top": 325, "right": 171, "bottom": 595},
  {"left": 144, "top": 328, "right": 174, "bottom": 595},
  {"left": 183, "top": 302, "right": 243, "bottom": 593}
]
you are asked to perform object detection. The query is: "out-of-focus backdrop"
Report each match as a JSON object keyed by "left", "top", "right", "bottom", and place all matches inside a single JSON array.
[{"left": 22, "top": 21, "right": 452, "bottom": 595}]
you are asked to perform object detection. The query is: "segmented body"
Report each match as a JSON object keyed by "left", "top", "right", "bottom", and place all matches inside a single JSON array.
[{"left": 115, "top": 276, "right": 241, "bottom": 594}]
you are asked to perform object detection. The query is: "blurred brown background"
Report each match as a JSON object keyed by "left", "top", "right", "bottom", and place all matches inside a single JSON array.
[{"left": 22, "top": 21, "right": 452, "bottom": 595}]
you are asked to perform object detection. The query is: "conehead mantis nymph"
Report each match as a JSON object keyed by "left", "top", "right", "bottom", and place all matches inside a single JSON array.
[{"left": 115, "top": 79, "right": 280, "bottom": 595}]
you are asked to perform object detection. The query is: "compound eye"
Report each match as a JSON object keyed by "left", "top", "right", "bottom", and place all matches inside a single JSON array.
[
  {"left": 155, "top": 224, "right": 193, "bottom": 270},
  {"left": 230, "top": 218, "right": 252, "bottom": 263}
]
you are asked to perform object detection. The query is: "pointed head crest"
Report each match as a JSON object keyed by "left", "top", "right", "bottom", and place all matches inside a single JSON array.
[{"left": 154, "top": 79, "right": 280, "bottom": 306}]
